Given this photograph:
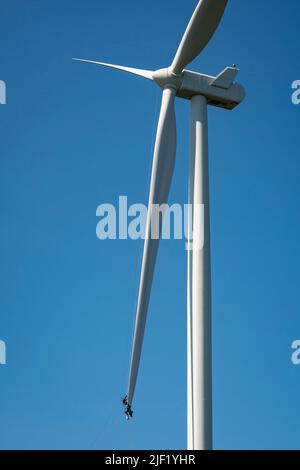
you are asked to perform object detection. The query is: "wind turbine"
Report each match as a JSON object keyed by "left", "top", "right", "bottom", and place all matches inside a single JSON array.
[{"left": 74, "top": 0, "right": 245, "bottom": 451}]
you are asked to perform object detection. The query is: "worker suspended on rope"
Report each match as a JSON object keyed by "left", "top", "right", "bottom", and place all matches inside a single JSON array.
[
  {"left": 125, "top": 404, "right": 133, "bottom": 420},
  {"left": 122, "top": 395, "right": 133, "bottom": 420}
]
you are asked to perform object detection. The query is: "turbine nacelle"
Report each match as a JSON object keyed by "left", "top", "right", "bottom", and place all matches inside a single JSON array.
[
  {"left": 153, "top": 66, "right": 245, "bottom": 110},
  {"left": 178, "top": 67, "right": 245, "bottom": 110}
]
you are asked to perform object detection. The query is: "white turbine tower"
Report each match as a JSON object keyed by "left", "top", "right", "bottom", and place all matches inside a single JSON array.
[{"left": 75, "top": 0, "right": 245, "bottom": 451}]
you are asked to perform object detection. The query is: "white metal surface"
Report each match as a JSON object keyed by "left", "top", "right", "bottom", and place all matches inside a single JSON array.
[
  {"left": 72, "top": 58, "right": 153, "bottom": 80},
  {"left": 127, "top": 87, "right": 177, "bottom": 405},
  {"left": 189, "top": 95, "right": 212, "bottom": 450},
  {"left": 177, "top": 69, "right": 245, "bottom": 108},
  {"left": 170, "top": 0, "right": 228, "bottom": 75},
  {"left": 187, "top": 116, "right": 195, "bottom": 450},
  {"left": 211, "top": 66, "right": 239, "bottom": 89}
]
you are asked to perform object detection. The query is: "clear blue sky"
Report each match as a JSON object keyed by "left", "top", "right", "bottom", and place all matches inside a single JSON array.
[{"left": 0, "top": 0, "right": 300, "bottom": 450}]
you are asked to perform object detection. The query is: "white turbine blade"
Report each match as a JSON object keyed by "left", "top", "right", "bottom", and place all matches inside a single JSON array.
[
  {"left": 127, "top": 88, "right": 177, "bottom": 406},
  {"left": 72, "top": 58, "right": 153, "bottom": 80},
  {"left": 170, "top": 0, "right": 228, "bottom": 75}
]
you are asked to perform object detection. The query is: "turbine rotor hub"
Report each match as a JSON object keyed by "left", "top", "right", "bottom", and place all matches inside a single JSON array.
[{"left": 152, "top": 67, "right": 183, "bottom": 91}]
